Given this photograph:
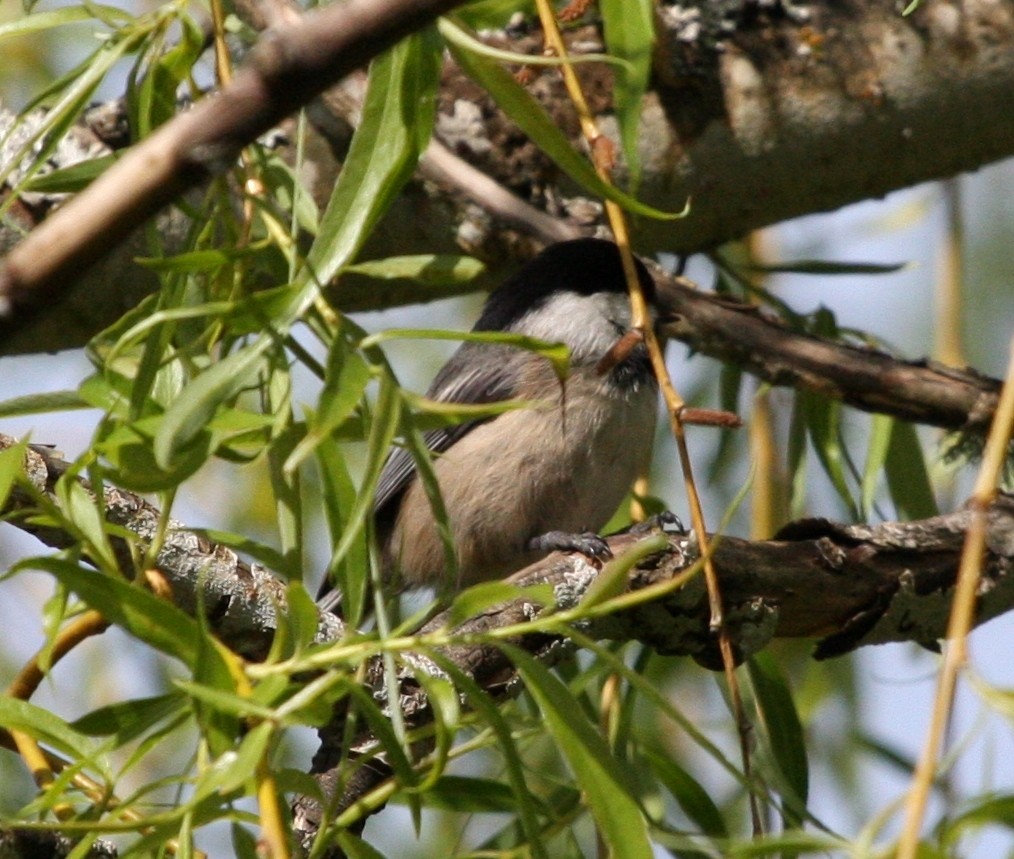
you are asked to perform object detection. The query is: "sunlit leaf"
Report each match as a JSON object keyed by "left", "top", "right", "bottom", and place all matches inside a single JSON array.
[
  {"left": 509, "top": 647, "right": 654, "bottom": 859},
  {"left": 600, "top": 0, "right": 653, "bottom": 185},
  {"left": 306, "top": 28, "right": 441, "bottom": 288},
  {"left": 446, "top": 22, "right": 682, "bottom": 222},
  {"left": 343, "top": 254, "right": 485, "bottom": 286}
]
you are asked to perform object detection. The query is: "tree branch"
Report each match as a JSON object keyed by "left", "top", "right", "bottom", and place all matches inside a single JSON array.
[
  {"left": 0, "top": 0, "right": 472, "bottom": 326},
  {"left": 1, "top": 1, "right": 1012, "bottom": 355},
  {"left": 654, "top": 271, "right": 1003, "bottom": 437},
  {"left": 3, "top": 433, "right": 1014, "bottom": 851}
]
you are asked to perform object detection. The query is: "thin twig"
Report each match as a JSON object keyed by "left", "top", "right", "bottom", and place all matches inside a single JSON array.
[
  {"left": 530, "top": 0, "right": 761, "bottom": 835},
  {"left": 897, "top": 333, "right": 1014, "bottom": 858}
]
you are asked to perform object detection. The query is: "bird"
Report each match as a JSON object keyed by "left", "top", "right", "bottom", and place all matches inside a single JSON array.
[{"left": 318, "top": 238, "right": 667, "bottom": 615}]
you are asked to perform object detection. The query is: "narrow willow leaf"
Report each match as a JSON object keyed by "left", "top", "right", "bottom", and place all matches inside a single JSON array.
[
  {"left": 285, "top": 581, "right": 322, "bottom": 655},
  {"left": 0, "top": 697, "right": 96, "bottom": 760},
  {"left": 335, "top": 832, "right": 389, "bottom": 859},
  {"left": 725, "top": 830, "right": 850, "bottom": 856},
  {"left": 71, "top": 692, "right": 187, "bottom": 744},
  {"left": 56, "top": 477, "right": 118, "bottom": 573},
  {"left": 343, "top": 254, "right": 485, "bottom": 286},
  {"left": 440, "top": 16, "right": 631, "bottom": 70},
  {"left": 402, "top": 775, "right": 520, "bottom": 812},
  {"left": 943, "top": 793, "right": 1014, "bottom": 845},
  {"left": 97, "top": 416, "right": 211, "bottom": 492},
  {"left": 746, "top": 259, "right": 907, "bottom": 275},
  {"left": 38, "top": 558, "right": 199, "bottom": 665},
  {"left": 284, "top": 344, "right": 371, "bottom": 472},
  {"left": 306, "top": 28, "right": 441, "bottom": 289},
  {"left": 800, "top": 391, "right": 859, "bottom": 519},
  {"left": 21, "top": 154, "right": 116, "bottom": 193},
  {"left": 0, "top": 440, "right": 25, "bottom": 513},
  {"left": 315, "top": 427, "right": 369, "bottom": 626},
  {"left": 600, "top": 0, "right": 653, "bottom": 185},
  {"left": 328, "top": 374, "right": 401, "bottom": 573},
  {"left": 642, "top": 748, "right": 727, "bottom": 837},
  {"left": 267, "top": 421, "right": 302, "bottom": 579},
  {"left": 747, "top": 653, "right": 809, "bottom": 824},
  {"left": 153, "top": 343, "right": 268, "bottom": 468},
  {"left": 0, "top": 390, "right": 90, "bottom": 417},
  {"left": 431, "top": 654, "right": 551, "bottom": 859},
  {"left": 0, "top": 4, "right": 131, "bottom": 38},
  {"left": 194, "top": 721, "right": 274, "bottom": 797},
  {"left": 447, "top": 580, "right": 553, "bottom": 627},
  {"left": 861, "top": 413, "right": 893, "bottom": 517},
  {"left": 508, "top": 646, "right": 654, "bottom": 859},
  {"left": 885, "top": 420, "right": 939, "bottom": 519},
  {"left": 447, "top": 27, "right": 682, "bottom": 222},
  {"left": 580, "top": 534, "right": 668, "bottom": 609},
  {"left": 362, "top": 328, "right": 571, "bottom": 382}
]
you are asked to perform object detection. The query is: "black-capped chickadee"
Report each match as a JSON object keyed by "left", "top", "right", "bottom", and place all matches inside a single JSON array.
[{"left": 319, "top": 238, "right": 668, "bottom": 613}]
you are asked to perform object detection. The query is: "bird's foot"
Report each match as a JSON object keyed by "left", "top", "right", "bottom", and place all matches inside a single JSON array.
[{"left": 528, "top": 530, "right": 612, "bottom": 564}]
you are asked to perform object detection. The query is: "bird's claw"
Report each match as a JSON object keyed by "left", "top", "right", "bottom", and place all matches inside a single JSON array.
[{"left": 529, "top": 530, "right": 613, "bottom": 563}]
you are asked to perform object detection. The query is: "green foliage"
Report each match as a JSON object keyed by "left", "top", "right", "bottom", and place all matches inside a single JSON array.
[{"left": 0, "top": 1, "right": 1010, "bottom": 858}]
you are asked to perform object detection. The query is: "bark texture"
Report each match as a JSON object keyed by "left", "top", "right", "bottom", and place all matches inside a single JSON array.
[{"left": 0, "top": 0, "right": 1012, "bottom": 355}]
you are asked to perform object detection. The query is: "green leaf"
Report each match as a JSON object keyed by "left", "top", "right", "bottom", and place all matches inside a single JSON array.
[
  {"left": 861, "top": 413, "right": 893, "bottom": 518},
  {"left": 284, "top": 580, "right": 322, "bottom": 655},
  {"left": 580, "top": 534, "right": 668, "bottom": 610},
  {"left": 334, "top": 832, "right": 390, "bottom": 859},
  {"left": 328, "top": 374, "right": 401, "bottom": 579},
  {"left": 600, "top": 0, "right": 653, "bottom": 185},
  {"left": 362, "top": 328, "right": 571, "bottom": 382},
  {"left": 885, "top": 420, "right": 938, "bottom": 519},
  {"left": 154, "top": 344, "right": 268, "bottom": 468},
  {"left": 314, "top": 426, "right": 370, "bottom": 626},
  {"left": 0, "top": 4, "right": 131, "bottom": 38},
  {"left": 440, "top": 16, "right": 631, "bottom": 71},
  {"left": 446, "top": 580, "right": 554, "bottom": 627},
  {"left": 306, "top": 27, "right": 441, "bottom": 289},
  {"left": 55, "top": 476, "right": 118, "bottom": 573},
  {"left": 0, "top": 390, "right": 90, "bottom": 418},
  {"left": 746, "top": 259, "right": 907, "bottom": 275},
  {"left": 0, "top": 697, "right": 97, "bottom": 760},
  {"left": 800, "top": 391, "right": 859, "bottom": 519},
  {"left": 400, "top": 775, "right": 520, "bottom": 812},
  {"left": 71, "top": 692, "right": 187, "bottom": 743},
  {"left": 21, "top": 154, "right": 116, "bottom": 193},
  {"left": 285, "top": 344, "right": 371, "bottom": 472},
  {"left": 508, "top": 646, "right": 654, "bottom": 859},
  {"left": 97, "top": 417, "right": 211, "bottom": 492},
  {"left": 39, "top": 558, "right": 200, "bottom": 665},
  {"left": 747, "top": 653, "right": 809, "bottom": 824},
  {"left": 429, "top": 654, "right": 551, "bottom": 859},
  {"left": 445, "top": 22, "right": 682, "bottom": 222},
  {"left": 943, "top": 793, "right": 1014, "bottom": 845},
  {"left": 343, "top": 254, "right": 485, "bottom": 286},
  {"left": 0, "top": 437, "right": 29, "bottom": 511},
  {"left": 642, "top": 748, "right": 727, "bottom": 837}
]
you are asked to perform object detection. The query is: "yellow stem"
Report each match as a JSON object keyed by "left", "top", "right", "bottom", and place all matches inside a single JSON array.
[
  {"left": 897, "top": 334, "right": 1014, "bottom": 859},
  {"left": 532, "top": 0, "right": 761, "bottom": 833}
]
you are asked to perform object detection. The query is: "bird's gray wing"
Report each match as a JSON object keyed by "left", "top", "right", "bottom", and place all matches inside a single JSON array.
[{"left": 373, "top": 343, "right": 522, "bottom": 518}]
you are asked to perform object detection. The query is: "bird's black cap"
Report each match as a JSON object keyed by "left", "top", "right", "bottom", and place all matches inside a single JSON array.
[{"left": 474, "top": 238, "right": 656, "bottom": 332}]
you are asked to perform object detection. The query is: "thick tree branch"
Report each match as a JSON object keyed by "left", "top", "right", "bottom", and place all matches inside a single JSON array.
[
  {"left": 1, "top": 1, "right": 1012, "bottom": 355},
  {"left": 0, "top": 0, "right": 471, "bottom": 327},
  {"left": 654, "top": 271, "right": 1003, "bottom": 436},
  {"left": 3, "top": 432, "right": 1014, "bottom": 851}
]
